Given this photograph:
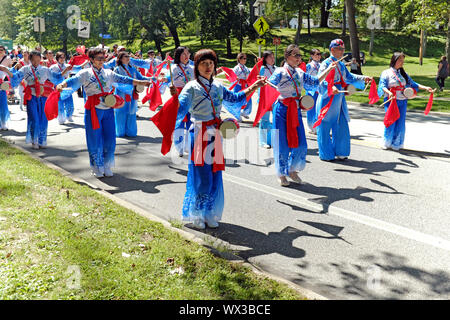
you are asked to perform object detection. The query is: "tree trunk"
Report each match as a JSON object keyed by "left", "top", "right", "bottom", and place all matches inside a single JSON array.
[
  {"left": 369, "top": 29, "right": 374, "bottom": 56},
  {"left": 226, "top": 36, "right": 232, "bottom": 58},
  {"left": 320, "top": 0, "right": 332, "bottom": 28},
  {"left": 342, "top": 2, "right": 346, "bottom": 37},
  {"left": 345, "top": 0, "right": 362, "bottom": 74},
  {"left": 294, "top": 7, "right": 303, "bottom": 45},
  {"left": 307, "top": 7, "right": 311, "bottom": 36},
  {"left": 154, "top": 39, "right": 162, "bottom": 53},
  {"left": 446, "top": 13, "right": 450, "bottom": 62}
]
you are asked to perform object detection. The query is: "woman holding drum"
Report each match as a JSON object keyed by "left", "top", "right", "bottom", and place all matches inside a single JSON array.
[
  {"left": 113, "top": 51, "right": 152, "bottom": 137},
  {"left": 56, "top": 48, "right": 152, "bottom": 178},
  {"left": 231, "top": 52, "right": 253, "bottom": 120},
  {"left": 378, "top": 52, "right": 433, "bottom": 151},
  {"left": 305, "top": 48, "right": 322, "bottom": 134},
  {"left": 268, "top": 44, "right": 338, "bottom": 187},
  {"left": 174, "top": 49, "right": 266, "bottom": 229}
]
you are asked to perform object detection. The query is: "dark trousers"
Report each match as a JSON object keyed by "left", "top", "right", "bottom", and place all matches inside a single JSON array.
[{"left": 435, "top": 76, "right": 445, "bottom": 89}]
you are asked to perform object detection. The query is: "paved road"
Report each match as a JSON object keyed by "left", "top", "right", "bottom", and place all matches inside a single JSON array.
[{"left": 2, "top": 92, "right": 450, "bottom": 300}]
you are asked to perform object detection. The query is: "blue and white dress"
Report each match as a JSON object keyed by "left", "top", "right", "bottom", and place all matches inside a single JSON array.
[
  {"left": 377, "top": 67, "right": 419, "bottom": 150},
  {"left": 175, "top": 76, "right": 246, "bottom": 225},
  {"left": 258, "top": 64, "right": 276, "bottom": 147},
  {"left": 268, "top": 63, "right": 320, "bottom": 177},
  {"left": 316, "top": 56, "right": 367, "bottom": 161},
  {"left": 50, "top": 62, "right": 74, "bottom": 124},
  {"left": 305, "top": 60, "right": 321, "bottom": 132},
  {"left": 0, "top": 67, "right": 10, "bottom": 130},
  {"left": 14, "top": 65, "right": 63, "bottom": 146},
  {"left": 232, "top": 63, "right": 252, "bottom": 118},
  {"left": 113, "top": 63, "right": 150, "bottom": 137},
  {"left": 170, "top": 62, "right": 195, "bottom": 155},
  {"left": 62, "top": 67, "right": 135, "bottom": 173}
]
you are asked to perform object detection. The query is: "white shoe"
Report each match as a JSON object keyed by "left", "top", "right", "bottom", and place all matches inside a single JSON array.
[
  {"left": 279, "top": 176, "right": 290, "bottom": 187},
  {"left": 68, "top": 116, "right": 74, "bottom": 122},
  {"left": 32, "top": 144, "right": 39, "bottom": 150},
  {"left": 92, "top": 167, "right": 104, "bottom": 178},
  {"left": 206, "top": 219, "right": 219, "bottom": 229},
  {"left": 262, "top": 144, "right": 271, "bottom": 149},
  {"left": 192, "top": 220, "right": 206, "bottom": 230},
  {"left": 289, "top": 172, "right": 302, "bottom": 184},
  {"left": 104, "top": 167, "right": 114, "bottom": 177},
  {"left": 336, "top": 156, "right": 348, "bottom": 160}
]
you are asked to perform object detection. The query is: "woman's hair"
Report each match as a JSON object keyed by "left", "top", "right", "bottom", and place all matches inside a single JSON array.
[
  {"left": 30, "top": 50, "right": 42, "bottom": 60},
  {"left": 237, "top": 52, "right": 247, "bottom": 63},
  {"left": 0, "top": 45, "right": 5, "bottom": 51},
  {"left": 390, "top": 52, "right": 409, "bottom": 85},
  {"left": 262, "top": 50, "right": 274, "bottom": 67},
  {"left": 284, "top": 44, "right": 299, "bottom": 60},
  {"left": 441, "top": 56, "right": 447, "bottom": 61},
  {"left": 55, "top": 51, "right": 65, "bottom": 61},
  {"left": 174, "top": 46, "right": 189, "bottom": 65},
  {"left": 193, "top": 49, "right": 217, "bottom": 80},
  {"left": 310, "top": 48, "right": 321, "bottom": 56},
  {"left": 88, "top": 47, "right": 104, "bottom": 60},
  {"left": 116, "top": 51, "right": 130, "bottom": 68}
]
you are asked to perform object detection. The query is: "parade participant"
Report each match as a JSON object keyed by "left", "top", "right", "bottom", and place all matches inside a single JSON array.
[
  {"left": 0, "top": 45, "right": 13, "bottom": 130},
  {"left": 145, "top": 50, "right": 159, "bottom": 75},
  {"left": 436, "top": 56, "right": 448, "bottom": 92},
  {"left": 171, "top": 49, "right": 266, "bottom": 229},
  {"left": 113, "top": 51, "right": 151, "bottom": 137},
  {"left": 16, "top": 50, "right": 30, "bottom": 110},
  {"left": 258, "top": 50, "right": 276, "bottom": 148},
  {"left": 1, "top": 50, "right": 63, "bottom": 148},
  {"left": 314, "top": 39, "right": 372, "bottom": 161},
  {"left": 56, "top": 48, "right": 152, "bottom": 177},
  {"left": 169, "top": 46, "right": 195, "bottom": 156},
  {"left": 268, "top": 44, "right": 337, "bottom": 186},
  {"left": 305, "top": 48, "right": 321, "bottom": 133},
  {"left": 42, "top": 50, "right": 57, "bottom": 67},
  {"left": 231, "top": 52, "right": 252, "bottom": 119},
  {"left": 377, "top": 52, "right": 433, "bottom": 151},
  {"left": 50, "top": 52, "right": 74, "bottom": 124}
]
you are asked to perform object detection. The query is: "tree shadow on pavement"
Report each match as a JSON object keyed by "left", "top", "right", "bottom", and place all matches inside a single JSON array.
[
  {"left": 333, "top": 157, "right": 419, "bottom": 176},
  {"left": 291, "top": 251, "right": 450, "bottom": 299},
  {"left": 285, "top": 178, "right": 403, "bottom": 213}
]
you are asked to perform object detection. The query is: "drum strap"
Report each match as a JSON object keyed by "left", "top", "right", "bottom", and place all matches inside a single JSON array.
[{"left": 29, "top": 66, "right": 42, "bottom": 97}]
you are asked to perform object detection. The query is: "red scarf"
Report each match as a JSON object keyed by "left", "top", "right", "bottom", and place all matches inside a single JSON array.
[{"left": 282, "top": 67, "right": 301, "bottom": 148}]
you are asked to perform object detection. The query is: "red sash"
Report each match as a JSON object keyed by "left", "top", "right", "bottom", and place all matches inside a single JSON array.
[
  {"left": 23, "top": 66, "right": 42, "bottom": 105},
  {"left": 282, "top": 67, "right": 301, "bottom": 148},
  {"left": 121, "top": 65, "right": 139, "bottom": 101},
  {"left": 86, "top": 67, "right": 113, "bottom": 130}
]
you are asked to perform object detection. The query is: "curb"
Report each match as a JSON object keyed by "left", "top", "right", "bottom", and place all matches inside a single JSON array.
[{"left": 1, "top": 137, "right": 328, "bottom": 301}]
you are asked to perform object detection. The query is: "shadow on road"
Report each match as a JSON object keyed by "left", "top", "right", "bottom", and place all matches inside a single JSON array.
[
  {"left": 100, "top": 173, "right": 184, "bottom": 195},
  {"left": 333, "top": 157, "right": 419, "bottom": 176}
]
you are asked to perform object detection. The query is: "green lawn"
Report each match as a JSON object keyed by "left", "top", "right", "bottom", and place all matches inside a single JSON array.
[{"left": 0, "top": 139, "right": 303, "bottom": 300}]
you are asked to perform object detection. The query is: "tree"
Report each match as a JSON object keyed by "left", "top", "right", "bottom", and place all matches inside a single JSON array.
[
  {"left": 271, "top": 0, "right": 307, "bottom": 45},
  {"left": 320, "top": 0, "right": 332, "bottom": 28},
  {"left": 345, "top": 0, "right": 362, "bottom": 74}
]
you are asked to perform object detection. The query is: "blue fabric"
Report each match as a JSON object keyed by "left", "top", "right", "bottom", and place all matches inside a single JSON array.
[
  {"left": 114, "top": 91, "right": 138, "bottom": 137},
  {"left": 383, "top": 98, "right": 408, "bottom": 149},
  {"left": 306, "top": 91, "right": 319, "bottom": 131},
  {"left": 26, "top": 96, "right": 48, "bottom": 146},
  {"left": 316, "top": 105, "right": 351, "bottom": 160},
  {"left": 232, "top": 83, "right": 252, "bottom": 117},
  {"left": 57, "top": 95, "right": 74, "bottom": 123},
  {"left": 0, "top": 90, "right": 10, "bottom": 129},
  {"left": 174, "top": 113, "right": 192, "bottom": 155},
  {"left": 84, "top": 108, "right": 116, "bottom": 170},
  {"left": 272, "top": 100, "right": 307, "bottom": 177},
  {"left": 182, "top": 127, "right": 224, "bottom": 224}
]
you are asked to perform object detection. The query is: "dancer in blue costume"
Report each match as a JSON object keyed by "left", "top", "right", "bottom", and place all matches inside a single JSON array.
[
  {"left": 377, "top": 52, "right": 433, "bottom": 151},
  {"left": 174, "top": 49, "right": 266, "bottom": 229},
  {"left": 50, "top": 52, "right": 74, "bottom": 124},
  {"left": 231, "top": 52, "right": 252, "bottom": 120},
  {"left": 0, "top": 45, "right": 12, "bottom": 130},
  {"left": 56, "top": 48, "right": 152, "bottom": 178},
  {"left": 305, "top": 48, "right": 322, "bottom": 134},
  {"left": 315, "top": 39, "right": 372, "bottom": 161},
  {"left": 258, "top": 50, "right": 277, "bottom": 148},
  {"left": 169, "top": 46, "right": 195, "bottom": 156},
  {"left": 3, "top": 51, "right": 63, "bottom": 149},
  {"left": 268, "top": 44, "right": 337, "bottom": 186},
  {"left": 113, "top": 51, "right": 152, "bottom": 137}
]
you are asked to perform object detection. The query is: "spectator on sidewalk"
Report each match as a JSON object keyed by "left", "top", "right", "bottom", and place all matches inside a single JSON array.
[{"left": 436, "top": 56, "right": 449, "bottom": 92}]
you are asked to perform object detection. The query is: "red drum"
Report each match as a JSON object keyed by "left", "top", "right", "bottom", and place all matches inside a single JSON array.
[
  {"left": 344, "top": 84, "right": 356, "bottom": 96},
  {"left": 299, "top": 95, "right": 315, "bottom": 111},
  {"left": 219, "top": 118, "right": 240, "bottom": 139},
  {"left": 0, "top": 81, "right": 12, "bottom": 92},
  {"left": 403, "top": 87, "right": 417, "bottom": 99}
]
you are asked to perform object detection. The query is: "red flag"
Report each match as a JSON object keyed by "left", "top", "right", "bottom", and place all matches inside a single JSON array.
[
  {"left": 313, "top": 96, "right": 335, "bottom": 129},
  {"left": 146, "top": 63, "right": 154, "bottom": 77},
  {"left": 154, "top": 61, "right": 169, "bottom": 78},
  {"left": 69, "top": 54, "right": 89, "bottom": 66},
  {"left": 368, "top": 78, "right": 380, "bottom": 104},
  {"left": 166, "top": 54, "right": 174, "bottom": 61},
  {"left": 325, "top": 68, "right": 336, "bottom": 97},
  {"left": 220, "top": 67, "right": 237, "bottom": 83},
  {"left": 253, "top": 85, "right": 280, "bottom": 127},
  {"left": 384, "top": 98, "right": 400, "bottom": 127},
  {"left": 299, "top": 62, "right": 306, "bottom": 72},
  {"left": 424, "top": 91, "right": 434, "bottom": 115},
  {"left": 76, "top": 46, "right": 86, "bottom": 55},
  {"left": 44, "top": 90, "right": 61, "bottom": 120},
  {"left": 142, "top": 81, "right": 162, "bottom": 110},
  {"left": 151, "top": 94, "right": 180, "bottom": 155},
  {"left": 247, "top": 58, "right": 264, "bottom": 87}
]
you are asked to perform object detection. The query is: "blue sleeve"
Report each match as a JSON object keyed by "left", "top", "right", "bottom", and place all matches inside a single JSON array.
[
  {"left": 175, "top": 85, "right": 193, "bottom": 128},
  {"left": 222, "top": 85, "right": 247, "bottom": 120},
  {"left": 103, "top": 58, "right": 117, "bottom": 70},
  {"left": 132, "top": 66, "right": 149, "bottom": 81},
  {"left": 268, "top": 69, "right": 282, "bottom": 86},
  {"left": 343, "top": 67, "right": 366, "bottom": 90},
  {"left": 259, "top": 66, "right": 265, "bottom": 76},
  {"left": 48, "top": 68, "right": 64, "bottom": 85},
  {"left": 377, "top": 72, "right": 389, "bottom": 97},
  {"left": 406, "top": 73, "right": 419, "bottom": 90},
  {"left": 112, "top": 72, "right": 134, "bottom": 85},
  {"left": 306, "top": 63, "right": 312, "bottom": 74},
  {"left": 64, "top": 73, "right": 82, "bottom": 92},
  {"left": 9, "top": 67, "right": 22, "bottom": 88},
  {"left": 130, "top": 58, "right": 150, "bottom": 69},
  {"left": 302, "top": 72, "right": 320, "bottom": 92}
]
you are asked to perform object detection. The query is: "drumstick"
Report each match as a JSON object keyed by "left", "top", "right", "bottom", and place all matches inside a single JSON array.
[
  {"left": 379, "top": 97, "right": 394, "bottom": 107},
  {"left": 337, "top": 90, "right": 349, "bottom": 93},
  {"left": 248, "top": 50, "right": 259, "bottom": 58},
  {"left": 265, "top": 81, "right": 279, "bottom": 91},
  {"left": 363, "top": 81, "right": 370, "bottom": 92}
]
